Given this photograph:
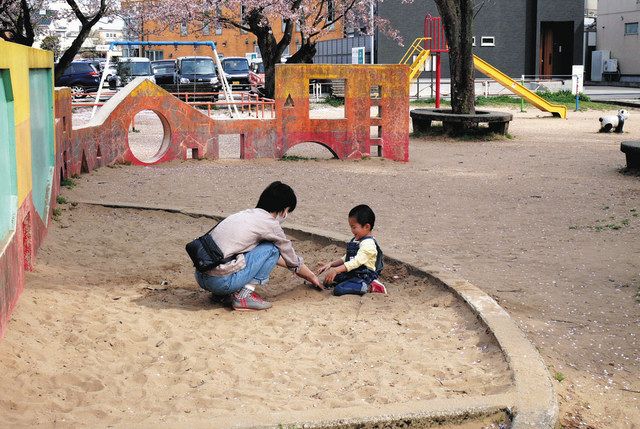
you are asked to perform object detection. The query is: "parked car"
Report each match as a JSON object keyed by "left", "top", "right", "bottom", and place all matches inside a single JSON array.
[
  {"left": 151, "top": 59, "right": 176, "bottom": 85},
  {"left": 221, "top": 57, "right": 251, "bottom": 91},
  {"left": 111, "top": 57, "right": 155, "bottom": 87},
  {"left": 55, "top": 61, "right": 101, "bottom": 97},
  {"left": 174, "top": 56, "right": 219, "bottom": 86}
]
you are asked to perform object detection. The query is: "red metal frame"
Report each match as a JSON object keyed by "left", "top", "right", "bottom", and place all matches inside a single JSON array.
[{"left": 424, "top": 15, "right": 449, "bottom": 108}]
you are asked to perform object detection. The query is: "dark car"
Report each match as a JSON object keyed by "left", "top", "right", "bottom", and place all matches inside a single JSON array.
[
  {"left": 174, "top": 56, "right": 219, "bottom": 86},
  {"left": 151, "top": 59, "right": 176, "bottom": 85},
  {"left": 221, "top": 57, "right": 251, "bottom": 91},
  {"left": 55, "top": 61, "right": 101, "bottom": 97},
  {"left": 79, "top": 58, "right": 104, "bottom": 74}
]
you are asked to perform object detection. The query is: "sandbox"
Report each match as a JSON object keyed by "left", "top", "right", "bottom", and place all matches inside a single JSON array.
[{"left": 0, "top": 204, "right": 514, "bottom": 427}]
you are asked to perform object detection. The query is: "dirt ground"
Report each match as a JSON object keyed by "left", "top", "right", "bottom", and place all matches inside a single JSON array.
[
  {"left": 55, "top": 104, "right": 640, "bottom": 428},
  {"left": 2, "top": 103, "right": 639, "bottom": 427},
  {"left": 0, "top": 205, "right": 511, "bottom": 427}
]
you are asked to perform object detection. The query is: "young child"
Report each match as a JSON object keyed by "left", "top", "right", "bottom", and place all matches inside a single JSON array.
[{"left": 317, "top": 204, "right": 386, "bottom": 296}]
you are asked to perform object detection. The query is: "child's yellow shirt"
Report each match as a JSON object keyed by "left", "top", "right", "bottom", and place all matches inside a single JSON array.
[{"left": 342, "top": 238, "right": 378, "bottom": 272}]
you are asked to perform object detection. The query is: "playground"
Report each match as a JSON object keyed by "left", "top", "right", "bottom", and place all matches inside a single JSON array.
[
  {"left": 0, "top": 103, "right": 638, "bottom": 427},
  {"left": 1, "top": 18, "right": 639, "bottom": 427}
]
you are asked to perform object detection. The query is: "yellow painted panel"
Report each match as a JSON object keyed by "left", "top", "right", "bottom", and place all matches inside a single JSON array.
[{"left": 0, "top": 40, "right": 55, "bottom": 205}]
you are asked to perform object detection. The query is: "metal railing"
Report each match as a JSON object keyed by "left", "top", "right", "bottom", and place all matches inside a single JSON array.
[{"left": 72, "top": 90, "right": 275, "bottom": 119}]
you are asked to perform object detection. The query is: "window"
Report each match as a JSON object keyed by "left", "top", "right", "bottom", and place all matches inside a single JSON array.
[
  {"left": 481, "top": 36, "right": 495, "bottom": 47},
  {"left": 180, "top": 21, "right": 188, "bottom": 36},
  {"left": 472, "top": 36, "right": 476, "bottom": 46},
  {"left": 327, "top": 0, "right": 335, "bottom": 22},
  {"left": 240, "top": 5, "right": 247, "bottom": 34},
  {"left": 215, "top": 6, "right": 223, "bottom": 34},
  {"left": 625, "top": 22, "right": 639, "bottom": 35},
  {"left": 203, "top": 22, "right": 210, "bottom": 35},
  {"left": 326, "top": 0, "right": 335, "bottom": 30}
]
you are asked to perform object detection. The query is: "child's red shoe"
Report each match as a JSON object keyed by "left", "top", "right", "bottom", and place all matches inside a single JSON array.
[{"left": 369, "top": 280, "right": 387, "bottom": 294}]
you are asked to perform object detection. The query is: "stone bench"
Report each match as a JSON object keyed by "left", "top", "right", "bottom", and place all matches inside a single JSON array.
[
  {"left": 410, "top": 109, "right": 514, "bottom": 135},
  {"left": 621, "top": 141, "right": 640, "bottom": 170}
]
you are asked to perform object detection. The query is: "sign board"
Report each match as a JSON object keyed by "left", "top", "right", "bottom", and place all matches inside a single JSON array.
[
  {"left": 572, "top": 65, "right": 584, "bottom": 95},
  {"left": 351, "top": 47, "right": 365, "bottom": 64},
  {"left": 245, "top": 52, "right": 258, "bottom": 62},
  {"left": 95, "top": 45, "right": 111, "bottom": 52}
]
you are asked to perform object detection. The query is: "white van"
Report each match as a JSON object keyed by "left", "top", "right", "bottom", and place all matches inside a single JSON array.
[{"left": 111, "top": 57, "right": 155, "bottom": 87}]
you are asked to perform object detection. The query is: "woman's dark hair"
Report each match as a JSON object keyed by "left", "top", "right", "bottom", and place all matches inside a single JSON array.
[
  {"left": 256, "top": 181, "right": 297, "bottom": 213},
  {"left": 348, "top": 204, "right": 375, "bottom": 229}
]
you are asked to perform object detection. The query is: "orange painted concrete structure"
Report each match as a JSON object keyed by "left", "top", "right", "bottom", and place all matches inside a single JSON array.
[{"left": 57, "top": 64, "right": 409, "bottom": 176}]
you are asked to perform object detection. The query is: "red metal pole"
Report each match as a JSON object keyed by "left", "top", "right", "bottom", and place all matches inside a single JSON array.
[{"left": 435, "top": 53, "right": 441, "bottom": 108}]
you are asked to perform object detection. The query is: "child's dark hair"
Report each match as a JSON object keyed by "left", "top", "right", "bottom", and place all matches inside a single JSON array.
[
  {"left": 256, "top": 181, "right": 297, "bottom": 213},
  {"left": 348, "top": 204, "right": 375, "bottom": 229}
]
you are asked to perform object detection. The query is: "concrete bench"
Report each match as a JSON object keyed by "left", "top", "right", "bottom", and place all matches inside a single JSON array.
[
  {"left": 621, "top": 141, "right": 640, "bottom": 169},
  {"left": 410, "top": 109, "right": 514, "bottom": 135}
]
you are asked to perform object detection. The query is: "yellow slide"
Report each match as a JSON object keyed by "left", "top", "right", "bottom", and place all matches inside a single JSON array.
[
  {"left": 473, "top": 55, "right": 567, "bottom": 118},
  {"left": 399, "top": 38, "right": 431, "bottom": 80}
]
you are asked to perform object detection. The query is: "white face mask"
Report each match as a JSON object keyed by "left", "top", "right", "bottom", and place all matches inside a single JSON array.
[{"left": 276, "top": 210, "right": 288, "bottom": 224}]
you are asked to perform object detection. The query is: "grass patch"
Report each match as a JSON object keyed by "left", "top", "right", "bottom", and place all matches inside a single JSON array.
[
  {"left": 52, "top": 208, "right": 62, "bottom": 221},
  {"left": 412, "top": 91, "right": 619, "bottom": 111},
  {"left": 61, "top": 178, "right": 76, "bottom": 189},
  {"left": 279, "top": 155, "right": 316, "bottom": 161},
  {"left": 56, "top": 195, "right": 67, "bottom": 204},
  {"left": 554, "top": 371, "right": 566, "bottom": 383},
  {"left": 323, "top": 95, "right": 344, "bottom": 107},
  {"left": 410, "top": 98, "right": 451, "bottom": 107},
  {"left": 475, "top": 95, "right": 522, "bottom": 107}
]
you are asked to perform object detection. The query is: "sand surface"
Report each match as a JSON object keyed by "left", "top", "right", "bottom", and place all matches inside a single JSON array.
[
  {"left": 0, "top": 205, "right": 511, "bottom": 427},
  {"left": 48, "top": 105, "right": 640, "bottom": 428}
]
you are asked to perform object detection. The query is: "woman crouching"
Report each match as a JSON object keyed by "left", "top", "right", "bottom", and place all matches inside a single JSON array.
[{"left": 195, "top": 181, "right": 322, "bottom": 310}]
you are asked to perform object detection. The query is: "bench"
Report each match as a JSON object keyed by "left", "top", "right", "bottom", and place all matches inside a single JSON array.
[
  {"left": 410, "top": 109, "right": 513, "bottom": 135},
  {"left": 621, "top": 141, "right": 640, "bottom": 170}
]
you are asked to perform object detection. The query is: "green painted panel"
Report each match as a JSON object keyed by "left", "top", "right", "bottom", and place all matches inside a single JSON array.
[
  {"left": 29, "top": 68, "right": 55, "bottom": 222},
  {"left": 0, "top": 69, "right": 17, "bottom": 244}
]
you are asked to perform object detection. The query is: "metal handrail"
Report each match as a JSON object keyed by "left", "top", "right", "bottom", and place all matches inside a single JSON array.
[{"left": 399, "top": 38, "right": 429, "bottom": 65}]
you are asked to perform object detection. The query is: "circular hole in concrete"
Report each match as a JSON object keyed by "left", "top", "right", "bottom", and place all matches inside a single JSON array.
[
  {"left": 283, "top": 142, "right": 337, "bottom": 160},
  {"left": 127, "top": 110, "right": 170, "bottom": 163}
]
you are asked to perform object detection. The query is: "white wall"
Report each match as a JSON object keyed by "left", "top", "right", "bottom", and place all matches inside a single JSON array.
[{"left": 597, "top": 0, "right": 640, "bottom": 76}]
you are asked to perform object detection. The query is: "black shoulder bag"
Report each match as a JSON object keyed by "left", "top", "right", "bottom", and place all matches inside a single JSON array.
[{"left": 185, "top": 223, "right": 228, "bottom": 272}]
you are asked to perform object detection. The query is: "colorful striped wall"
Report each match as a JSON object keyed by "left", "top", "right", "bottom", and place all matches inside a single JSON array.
[{"left": 0, "top": 40, "right": 56, "bottom": 338}]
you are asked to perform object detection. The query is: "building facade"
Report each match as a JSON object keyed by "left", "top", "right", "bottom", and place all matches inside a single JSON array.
[
  {"left": 375, "top": 0, "right": 584, "bottom": 79},
  {"left": 143, "top": 8, "right": 344, "bottom": 61},
  {"left": 596, "top": 0, "right": 640, "bottom": 81}
]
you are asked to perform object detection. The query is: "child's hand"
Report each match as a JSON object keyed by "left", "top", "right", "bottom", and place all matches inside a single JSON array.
[
  {"left": 317, "top": 263, "right": 331, "bottom": 274},
  {"left": 323, "top": 268, "right": 338, "bottom": 285}
]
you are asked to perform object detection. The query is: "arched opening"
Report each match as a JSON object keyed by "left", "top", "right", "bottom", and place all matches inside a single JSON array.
[
  {"left": 127, "top": 110, "right": 170, "bottom": 163},
  {"left": 81, "top": 151, "right": 89, "bottom": 174},
  {"left": 283, "top": 142, "right": 338, "bottom": 160}
]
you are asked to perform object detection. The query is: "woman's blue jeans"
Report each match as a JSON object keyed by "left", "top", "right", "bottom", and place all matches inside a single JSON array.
[{"left": 195, "top": 242, "right": 280, "bottom": 296}]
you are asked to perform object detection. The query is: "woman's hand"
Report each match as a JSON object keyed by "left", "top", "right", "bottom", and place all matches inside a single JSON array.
[{"left": 296, "top": 264, "right": 323, "bottom": 290}]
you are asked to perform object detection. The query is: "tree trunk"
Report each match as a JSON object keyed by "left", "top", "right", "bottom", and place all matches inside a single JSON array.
[
  {"left": 247, "top": 10, "right": 292, "bottom": 99},
  {"left": 434, "top": 0, "right": 475, "bottom": 118},
  {"left": 286, "top": 41, "right": 316, "bottom": 64},
  {"left": 0, "top": 0, "right": 35, "bottom": 46},
  {"left": 55, "top": 24, "right": 96, "bottom": 80}
]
